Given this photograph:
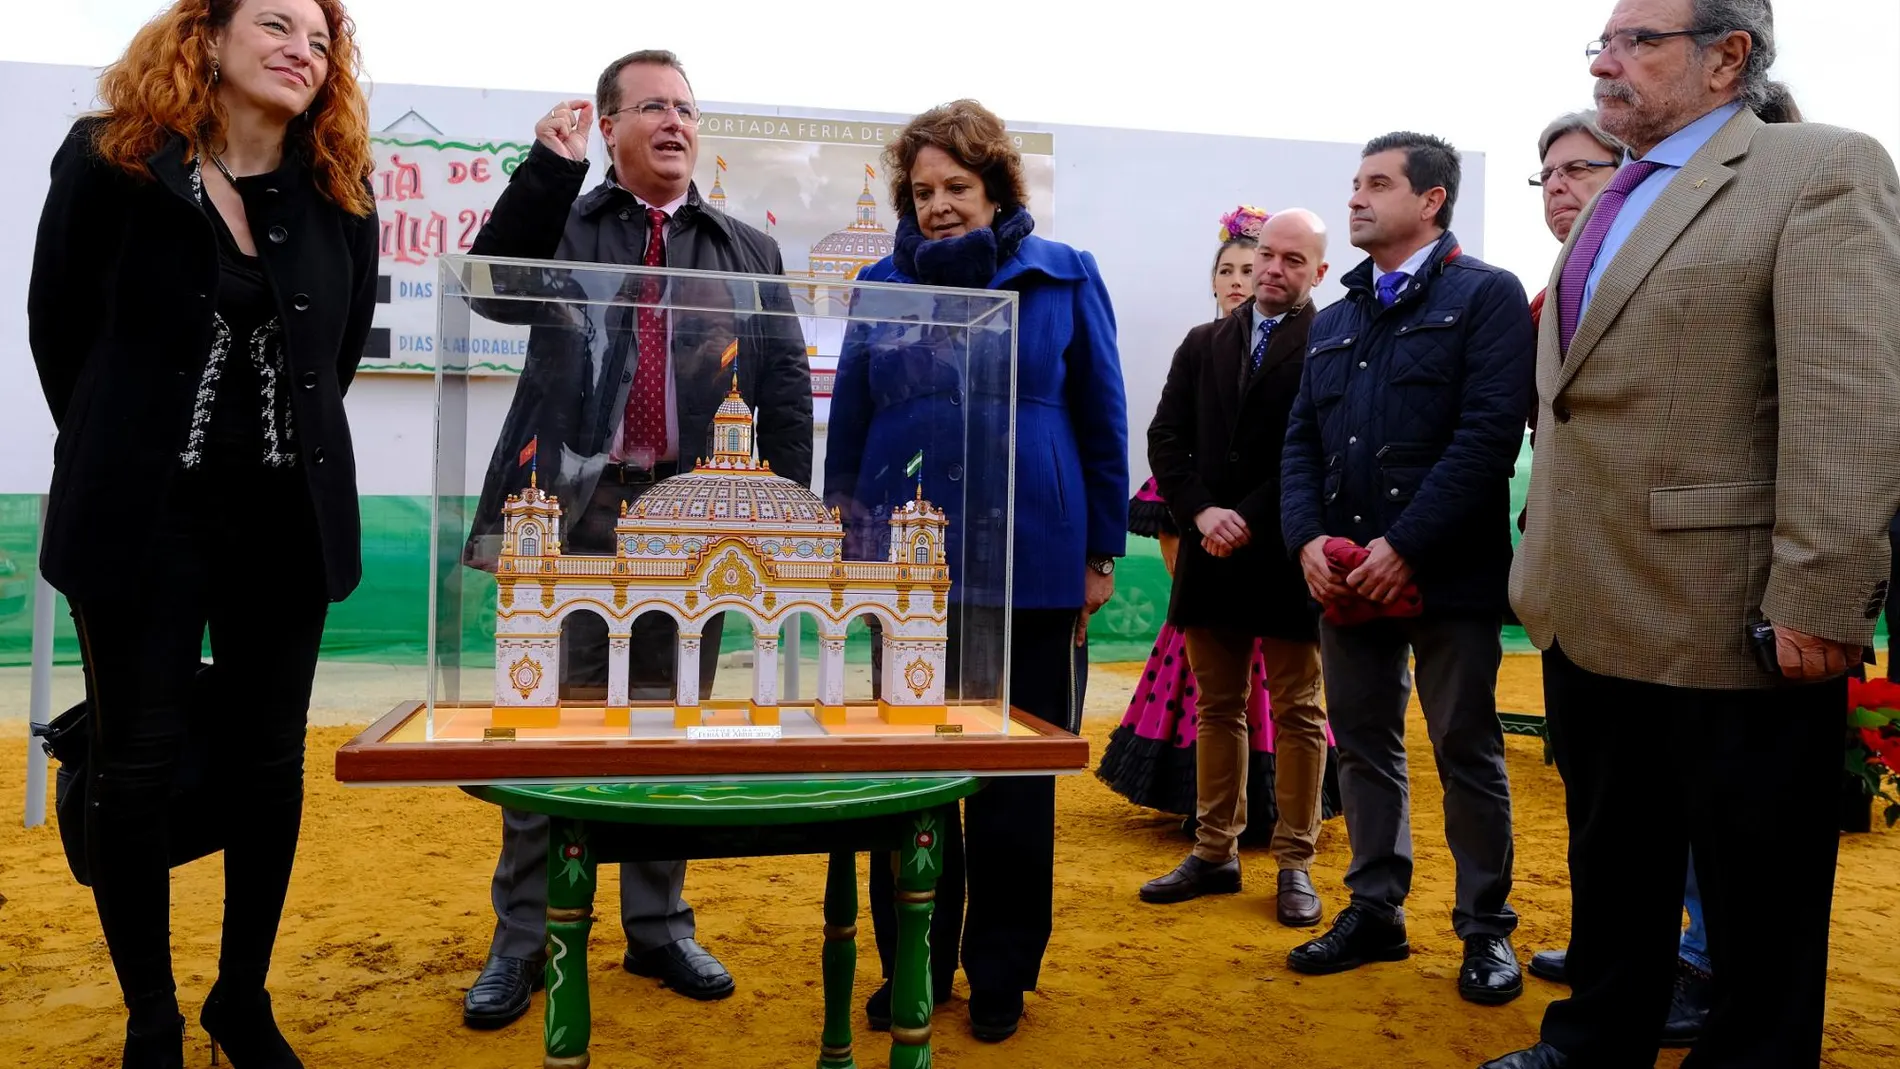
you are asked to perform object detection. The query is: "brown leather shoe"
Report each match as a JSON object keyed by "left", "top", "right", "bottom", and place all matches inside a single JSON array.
[
  {"left": 1276, "top": 870, "right": 1323, "bottom": 927},
  {"left": 1139, "top": 855, "right": 1241, "bottom": 904}
]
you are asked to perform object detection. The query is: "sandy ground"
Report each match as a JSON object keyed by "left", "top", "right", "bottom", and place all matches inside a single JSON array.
[{"left": 2, "top": 655, "right": 1896, "bottom": 1069}]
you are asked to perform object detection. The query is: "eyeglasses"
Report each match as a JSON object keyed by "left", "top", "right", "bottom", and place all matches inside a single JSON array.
[
  {"left": 608, "top": 100, "right": 701, "bottom": 126},
  {"left": 1585, "top": 26, "right": 1722, "bottom": 59},
  {"left": 1529, "top": 159, "right": 1618, "bottom": 187}
]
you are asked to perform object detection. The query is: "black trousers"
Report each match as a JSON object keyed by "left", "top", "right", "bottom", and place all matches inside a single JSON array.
[
  {"left": 71, "top": 467, "right": 329, "bottom": 1022},
  {"left": 868, "top": 606, "right": 1086, "bottom": 994},
  {"left": 1538, "top": 643, "right": 1845, "bottom": 1068}
]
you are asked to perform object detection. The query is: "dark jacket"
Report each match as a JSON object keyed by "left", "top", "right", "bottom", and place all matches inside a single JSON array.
[
  {"left": 28, "top": 119, "right": 380, "bottom": 603},
  {"left": 1280, "top": 231, "right": 1534, "bottom": 616},
  {"left": 828, "top": 230, "right": 1128, "bottom": 610},
  {"left": 1150, "top": 301, "right": 1317, "bottom": 640},
  {"left": 461, "top": 142, "right": 813, "bottom": 568}
]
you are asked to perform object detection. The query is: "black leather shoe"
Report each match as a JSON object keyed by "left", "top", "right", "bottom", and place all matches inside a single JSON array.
[
  {"left": 1276, "top": 870, "right": 1324, "bottom": 927},
  {"left": 1478, "top": 1043, "right": 1570, "bottom": 1069},
  {"left": 1459, "top": 935, "right": 1524, "bottom": 1005},
  {"left": 1287, "top": 903, "right": 1409, "bottom": 975},
  {"left": 624, "top": 937, "right": 736, "bottom": 1001},
  {"left": 1659, "top": 960, "right": 1711, "bottom": 1047},
  {"left": 202, "top": 986, "right": 302, "bottom": 1068},
  {"left": 1527, "top": 949, "right": 1568, "bottom": 985},
  {"left": 463, "top": 955, "right": 543, "bottom": 1030},
  {"left": 968, "top": 988, "right": 1023, "bottom": 1043},
  {"left": 865, "top": 978, "right": 954, "bottom": 1031},
  {"left": 1139, "top": 855, "right": 1241, "bottom": 904}
]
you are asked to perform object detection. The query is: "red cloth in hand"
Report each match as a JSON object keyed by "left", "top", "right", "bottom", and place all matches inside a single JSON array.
[{"left": 1319, "top": 537, "right": 1424, "bottom": 626}]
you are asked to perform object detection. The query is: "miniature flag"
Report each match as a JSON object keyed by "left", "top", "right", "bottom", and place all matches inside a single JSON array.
[
  {"left": 865, "top": 163, "right": 876, "bottom": 180},
  {"left": 716, "top": 154, "right": 728, "bottom": 171},
  {"left": 766, "top": 210, "right": 777, "bottom": 226},
  {"left": 518, "top": 436, "right": 537, "bottom": 467},
  {"left": 904, "top": 450, "right": 923, "bottom": 479},
  {"left": 720, "top": 338, "right": 739, "bottom": 368}
]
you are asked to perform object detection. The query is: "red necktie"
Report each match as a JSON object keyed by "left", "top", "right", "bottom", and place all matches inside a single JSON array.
[{"left": 621, "top": 207, "right": 669, "bottom": 466}]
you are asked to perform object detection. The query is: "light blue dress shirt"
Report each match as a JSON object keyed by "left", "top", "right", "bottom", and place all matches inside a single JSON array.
[
  {"left": 1580, "top": 102, "right": 1743, "bottom": 317},
  {"left": 1249, "top": 303, "right": 1287, "bottom": 340},
  {"left": 1377, "top": 240, "right": 1437, "bottom": 283}
]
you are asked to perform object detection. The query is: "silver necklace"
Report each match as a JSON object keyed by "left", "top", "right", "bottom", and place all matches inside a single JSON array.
[{"left": 209, "top": 153, "right": 238, "bottom": 185}]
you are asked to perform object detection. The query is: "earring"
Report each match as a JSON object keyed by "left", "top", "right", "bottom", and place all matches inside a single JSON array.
[{"left": 211, "top": 57, "right": 220, "bottom": 84}]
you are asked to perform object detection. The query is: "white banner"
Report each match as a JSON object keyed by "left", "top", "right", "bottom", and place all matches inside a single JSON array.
[{"left": 365, "top": 134, "right": 534, "bottom": 374}]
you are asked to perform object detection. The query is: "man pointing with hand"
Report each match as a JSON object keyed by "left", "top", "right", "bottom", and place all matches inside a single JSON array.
[{"left": 459, "top": 49, "right": 813, "bottom": 1030}]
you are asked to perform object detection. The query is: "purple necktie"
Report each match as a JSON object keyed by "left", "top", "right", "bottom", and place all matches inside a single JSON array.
[{"left": 1558, "top": 160, "right": 1663, "bottom": 353}]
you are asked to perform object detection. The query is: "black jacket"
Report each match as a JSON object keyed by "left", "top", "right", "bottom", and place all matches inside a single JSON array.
[
  {"left": 461, "top": 142, "right": 813, "bottom": 569},
  {"left": 28, "top": 119, "right": 380, "bottom": 603},
  {"left": 1280, "top": 231, "right": 1534, "bottom": 617},
  {"left": 1149, "top": 302, "right": 1318, "bottom": 640}
]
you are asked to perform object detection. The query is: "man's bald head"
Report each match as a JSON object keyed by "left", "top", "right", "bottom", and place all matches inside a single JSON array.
[
  {"left": 1253, "top": 208, "right": 1331, "bottom": 315},
  {"left": 1263, "top": 208, "right": 1330, "bottom": 258}
]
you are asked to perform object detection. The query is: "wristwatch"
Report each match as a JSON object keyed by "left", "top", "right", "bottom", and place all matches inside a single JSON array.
[{"left": 1086, "top": 555, "right": 1115, "bottom": 576}]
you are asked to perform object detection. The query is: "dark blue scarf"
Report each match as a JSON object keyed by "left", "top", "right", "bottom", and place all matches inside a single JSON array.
[{"left": 893, "top": 205, "right": 1037, "bottom": 289}]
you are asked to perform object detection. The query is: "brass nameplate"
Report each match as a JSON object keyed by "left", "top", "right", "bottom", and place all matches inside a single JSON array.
[
  {"left": 933, "top": 724, "right": 965, "bottom": 736},
  {"left": 483, "top": 727, "right": 518, "bottom": 740}
]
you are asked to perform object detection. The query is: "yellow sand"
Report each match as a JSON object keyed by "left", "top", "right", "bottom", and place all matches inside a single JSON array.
[{"left": 2, "top": 655, "right": 1896, "bottom": 1068}]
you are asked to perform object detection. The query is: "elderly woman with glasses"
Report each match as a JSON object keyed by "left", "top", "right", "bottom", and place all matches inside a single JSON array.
[{"left": 1528, "top": 112, "right": 1625, "bottom": 295}]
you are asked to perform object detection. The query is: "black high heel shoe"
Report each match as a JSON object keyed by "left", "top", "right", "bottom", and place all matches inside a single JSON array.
[
  {"left": 200, "top": 987, "right": 302, "bottom": 1069},
  {"left": 123, "top": 1015, "right": 185, "bottom": 1069}
]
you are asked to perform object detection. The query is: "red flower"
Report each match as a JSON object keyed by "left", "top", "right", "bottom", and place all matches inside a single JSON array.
[
  {"left": 916, "top": 832, "right": 934, "bottom": 849},
  {"left": 1861, "top": 727, "right": 1900, "bottom": 772},
  {"left": 563, "top": 844, "right": 583, "bottom": 859},
  {"left": 1850, "top": 677, "right": 1900, "bottom": 714}
]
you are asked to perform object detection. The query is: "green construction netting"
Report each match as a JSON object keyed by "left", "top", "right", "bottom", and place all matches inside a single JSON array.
[{"left": 0, "top": 437, "right": 1887, "bottom": 667}]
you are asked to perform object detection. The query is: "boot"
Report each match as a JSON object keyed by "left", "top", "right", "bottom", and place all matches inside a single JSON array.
[{"left": 201, "top": 985, "right": 301, "bottom": 1069}]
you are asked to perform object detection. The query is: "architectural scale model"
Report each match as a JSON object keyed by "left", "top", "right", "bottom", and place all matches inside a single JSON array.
[{"left": 491, "top": 380, "right": 951, "bottom": 731}]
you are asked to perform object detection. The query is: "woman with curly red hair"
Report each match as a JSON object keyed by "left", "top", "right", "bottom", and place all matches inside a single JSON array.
[{"left": 28, "top": 1, "right": 377, "bottom": 1065}]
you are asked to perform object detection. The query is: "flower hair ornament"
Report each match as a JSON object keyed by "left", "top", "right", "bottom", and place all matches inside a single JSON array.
[{"left": 1218, "top": 204, "right": 1271, "bottom": 243}]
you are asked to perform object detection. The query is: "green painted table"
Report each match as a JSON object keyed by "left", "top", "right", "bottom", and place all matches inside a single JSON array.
[{"left": 463, "top": 777, "right": 984, "bottom": 1069}]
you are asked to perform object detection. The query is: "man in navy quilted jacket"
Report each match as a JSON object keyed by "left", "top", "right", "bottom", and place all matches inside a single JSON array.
[{"left": 1279, "top": 132, "right": 1535, "bottom": 1005}]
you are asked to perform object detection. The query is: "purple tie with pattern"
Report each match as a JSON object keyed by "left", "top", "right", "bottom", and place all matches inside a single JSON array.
[{"left": 1557, "top": 159, "right": 1664, "bottom": 354}]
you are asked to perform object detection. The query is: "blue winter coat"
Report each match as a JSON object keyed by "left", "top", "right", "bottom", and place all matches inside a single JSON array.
[
  {"left": 1280, "top": 230, "right": 1534, "bottom": 616},
  {"left": 825, "top": 234, "right": 1129, "bottom": 610}
]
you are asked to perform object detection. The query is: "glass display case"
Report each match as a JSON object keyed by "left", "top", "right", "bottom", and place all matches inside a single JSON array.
[{"left": 408, "top": 254, "right": 1025, "bottom": 751}]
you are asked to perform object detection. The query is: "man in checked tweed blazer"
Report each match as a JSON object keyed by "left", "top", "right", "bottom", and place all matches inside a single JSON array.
[{"left": 1486, "top": 2, "right": 1900, "bottom": 1068}]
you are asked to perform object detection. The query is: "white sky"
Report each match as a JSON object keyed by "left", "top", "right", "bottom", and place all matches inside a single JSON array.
[{"left": 10, "top": 0, "right": 1898, "bottom": 292}]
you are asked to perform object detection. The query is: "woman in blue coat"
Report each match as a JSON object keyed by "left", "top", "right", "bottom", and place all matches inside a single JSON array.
[{"left": 824, "top": 99, "right": 1128, "bottom": 1042}]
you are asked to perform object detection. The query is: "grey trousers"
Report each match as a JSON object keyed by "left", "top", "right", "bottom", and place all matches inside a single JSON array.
[
  {"left": 1318, "top": 614, "right": 1517, "bottom": 939},
  {"left": 488, "top": 807, "right": 695, "bottom": 961}
]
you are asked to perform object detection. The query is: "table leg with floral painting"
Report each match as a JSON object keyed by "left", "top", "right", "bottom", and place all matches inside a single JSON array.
[
  {"left": 888, "top": 806, "right": 947, "bottom": 1069},
  {"left": 544, "top": 819, "right": 597, "bottom": 1069}
]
